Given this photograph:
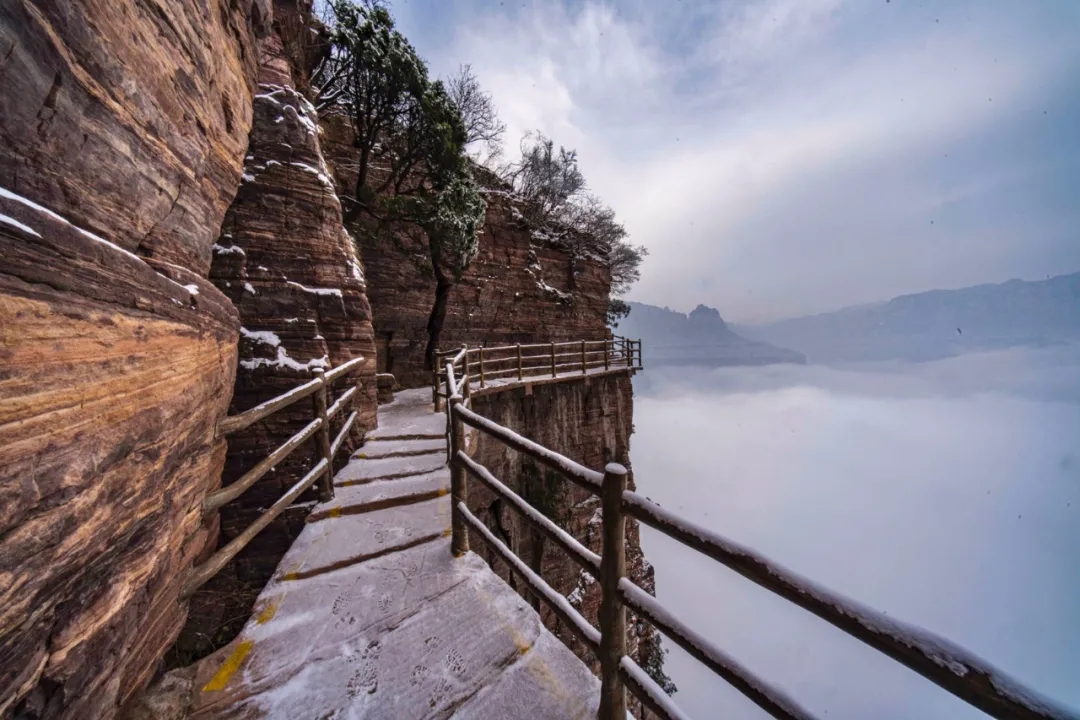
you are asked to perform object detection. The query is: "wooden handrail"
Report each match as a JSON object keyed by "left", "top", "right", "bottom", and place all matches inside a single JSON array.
[
  {"left": 441, "top": 350, "right": 1077, "bottom": 720},
  {"left": 445, "top": 361, "right": 462, "bottom": 398},
  {"left": 330, "top": 410, "right": 358, "bottom": 458},
  {"left": 203, "top": 417, "right": 323, "bottom": 513},
  {"left": 458, "top": 502, "right": 600, "bottom": 654},
  {"left": 217, "top": 376, "right": 322, "bottom": 436},
  {"left": 453, "top": 403, "right": 602, "bottom": 490},
  {"left": 433, "top": 337, "right": 642, "bottom": 401},
  {"left": 327, "top": 384, "right": 358, "bottom": 419},
  {"left": 618, "top": 578, "right": 816, "bottom": 720},
  {"left": 190, "top": 356, "right": 368, "bottom": 596},
  {"left": 183, "top": 458, "right": 328, "bottom": 597},
  {"left": 455, "top": 450, "right": 600, "bottom": 576},
  {"left": 619, "top": 656, "right": 690, "bottom": 720},
  {"left": 324, "top": 356, "right": 365, "bottom": 383},
  {"left": 216, "top": 356, "right": 366, "bottom": 436},
  {"left": 621, "top": 490, "right": 1078, "bottom": 720}
]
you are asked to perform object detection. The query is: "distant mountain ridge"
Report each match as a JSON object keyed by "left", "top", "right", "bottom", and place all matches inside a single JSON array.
[
  {"left": 734, "top": 270, "right": 1080, "bottom": 363},
  {"left": 616, "top": 302, "right": 806, "bottom": 367}
]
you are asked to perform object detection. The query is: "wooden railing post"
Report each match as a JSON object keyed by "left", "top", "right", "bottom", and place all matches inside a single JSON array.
[
  {"left": 604, "top": 339, "right": 610, "bottom": 370},
  {"left": 479, "top": 346, "right": 486, "bottom": 388},
  {"left": 581, "top": 340, "right": 587, "bottom": 375},
  {"left": 517, "top": 343, "right": 523, "bottom": 380},
  {"left": 354, "top": 367, "right": 366, "bottom": 421},
  {"left": 462, "top": 344, "right": 471, "bottom": 400},
  {"left": 598, "top": 463, "right": 628, "bottom": 719},
  {"left": 311, "top": 367, "right": 334, "bottom": 503},
  {"left": 444, "top": 366, "right": 453, "bottom": 461},
  {"left": 449, "top": 395, "right": 469, "bottom": 556},
  {"left": 624, "top": 337, "right": 630, "bottom": 368},
  {"left": 550, "top": 342, "right": 556, "bottom": 377},
  {"left": 433, "top": 365, "right": 445, "bottom": 412}
]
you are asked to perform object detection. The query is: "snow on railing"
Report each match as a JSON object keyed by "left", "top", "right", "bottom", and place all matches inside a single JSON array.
[
  {"left": 432, "top": 336, "right": 642, "bottom": 407},
  {"left": 183, "top": 356, "right": 368, "bottom": 597},
  {"left": 438, "top": 349, "right": 1079, "bottom": 720}
]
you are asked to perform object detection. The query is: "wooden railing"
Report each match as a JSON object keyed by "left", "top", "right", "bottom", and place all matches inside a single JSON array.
[
  {"left": 432, "top": 336, "right": 642, "bottom": 405},
  {"left": 438, "top": 353, "right": 1078, "bottom": 720},
  {"left": 181, "top": 357, "right": 367, "bottom": 598}
]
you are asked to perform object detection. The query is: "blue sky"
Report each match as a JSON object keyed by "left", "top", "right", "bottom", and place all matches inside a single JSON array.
[{"left": 389, "top": 0, "right": 1080, "bottom": 322}]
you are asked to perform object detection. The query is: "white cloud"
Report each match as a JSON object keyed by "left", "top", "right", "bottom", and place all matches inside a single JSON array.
[
  {"left": 632, "top": 351, "right": 1080, "bottom": 717},
  {"left": 399, "top": 0, "right": 1080, "bottom": 322}
]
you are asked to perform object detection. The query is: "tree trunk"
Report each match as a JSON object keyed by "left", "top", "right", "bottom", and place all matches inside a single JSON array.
[
  {"left": 342, "top": 138, "right": 371, "bottom": 225},
  {"left": 424, "top": 227, "right": 453, "bottom": 372},
  {"left": 424, "top": 272, "right": 452, "bottom": 372}
]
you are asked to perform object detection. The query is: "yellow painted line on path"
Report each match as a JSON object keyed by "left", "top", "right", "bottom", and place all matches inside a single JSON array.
[
  {"left": 255, "top": 598, "right": 281, "bottom": 625},
  {"left": 202, "top": 640, "right": 254, "bottom": 693}
]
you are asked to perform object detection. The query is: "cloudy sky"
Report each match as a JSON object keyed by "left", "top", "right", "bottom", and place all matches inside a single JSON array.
[{"left": 390, "top": 0, "right": 1080, "bottom": 323}]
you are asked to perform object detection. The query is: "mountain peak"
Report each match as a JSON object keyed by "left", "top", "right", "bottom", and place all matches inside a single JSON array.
[
  {"left": 617, "top": 301, "right": 805, "bottom": 367},
  {"left": 688, "top": 304, "right": 728, "bottom": 333}
]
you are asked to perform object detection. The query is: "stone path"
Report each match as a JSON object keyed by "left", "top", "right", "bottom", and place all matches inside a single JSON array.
[{"left": 186, "top": 389, "right": 600, "bottom": 719}]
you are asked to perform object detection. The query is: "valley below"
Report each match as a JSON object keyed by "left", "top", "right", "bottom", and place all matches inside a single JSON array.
[{"left": 631, "top": 345, "right": 1080, "bottom": 719}]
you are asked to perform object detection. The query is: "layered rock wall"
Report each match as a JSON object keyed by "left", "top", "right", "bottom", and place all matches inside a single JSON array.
[
  {"left": 465, "top": 374, "right": 664, "bottom": 682},
  {"left": 0, "top": 0, "right": 271, "bottom": 273},
  {"left": 318, "top": 122, "right": 613, "bottom": 387},
  {"left": 175, "top": 9, "right": 378, "bottom": 661},
  {"left": 0, "top": 0, "right": 268, "bottom": 716}
]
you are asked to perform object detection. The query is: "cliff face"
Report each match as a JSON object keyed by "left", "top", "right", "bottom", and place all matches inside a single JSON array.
[
  {"left": 466, "top": 375, "right": 664, "bottom": 682},
  {"left": 318, "top": 121, "right": 613, "bottom": 387},
  {"left": 0, "top": 0, "right": 271, "bottom": 274},
  {"left": 0, "top": 1, "right": 268, "bottom": 716},
  {"left": 175, "top": 9, "right": 378, "bottom": 662}
]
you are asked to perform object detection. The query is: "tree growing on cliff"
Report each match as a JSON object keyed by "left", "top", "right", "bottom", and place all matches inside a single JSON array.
[
  {"left": 447, "top": 64, "right": 506, "bottom": 166},
  {"left": 323, "top": 0, "right": 486, "bottom": 370},
  {"left": 607, "top": 239, "right": 647, "bottom": 326},
  {"left": 503, "top": 132, "right": 585, "bottom": 227},
  {"left": 501, "top": 132, "right": 646, "bottom": 325}
]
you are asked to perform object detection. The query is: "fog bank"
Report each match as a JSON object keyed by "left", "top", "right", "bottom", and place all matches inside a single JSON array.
[{"left": 632, "top": 346, "right": 1080, "bottom": 718}]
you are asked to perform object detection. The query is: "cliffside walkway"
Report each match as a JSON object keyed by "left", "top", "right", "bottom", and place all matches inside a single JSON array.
[
  {"left": 177, "top": 339, "right": 1075, "bottom": 720},
  {"left": 185, "top": 388, "right": 600, "bottom": 719}
]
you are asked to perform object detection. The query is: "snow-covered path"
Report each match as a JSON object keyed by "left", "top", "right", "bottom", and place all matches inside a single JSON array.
[{"left": 187, "top": 389, "right": 600, "bottom": 719}]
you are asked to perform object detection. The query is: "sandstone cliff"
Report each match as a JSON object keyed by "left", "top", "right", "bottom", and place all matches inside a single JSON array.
[
  {"left": 319, "top": 125, "right": 613, "bottom": 387},
  {"left": 0, "top": 0, "right": 269, "bottom": 716},
  {"left": 1, "top": 2, "right": 660, "bottom": 715},
  {"left": 174, "top": 11, "right": 378, "bottom": 662}
]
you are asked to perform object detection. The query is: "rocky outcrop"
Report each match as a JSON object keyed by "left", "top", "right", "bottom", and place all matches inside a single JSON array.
[
  {"left": 0, "top": 0, "right": 271, "bottom": 274},
  {"left": 619, "top": 301, "right": 807, "bottom": 368},
  {"left": 465, "top": 374, "right": 669, "bottom": 691},
  {"left": 0, "top": 1, "right": 269, "bottom": 715},
  {"left": 174, "top": 19, "right": 378, "bottom": 662},
  {"left": 317, "top": 120, "right": 614, "bottom": 387}
]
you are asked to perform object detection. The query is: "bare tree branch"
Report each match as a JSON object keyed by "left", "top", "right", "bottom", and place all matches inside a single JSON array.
[{"left": 447, "top": 64, "right": 506, "bottom": 165}]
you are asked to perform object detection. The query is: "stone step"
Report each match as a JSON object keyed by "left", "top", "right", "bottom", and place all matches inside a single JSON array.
[
  {"left": 334, "top": 453, "right": 447, "bottom": 487},
  {"left": 309, "top": 470, "right": 449, "bottom": 522},
  {"left": 354, "top": 438, "right": 445, "bottom": 459},
  {"left": 365, "top": 431, "right": 445, "bottom": 442},
  {"left": 277, "top": 496, "right": 451, "bottom": 580},
  {"left": 367, "top": 410, "right": 447, "bottom": 441}
]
